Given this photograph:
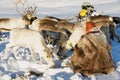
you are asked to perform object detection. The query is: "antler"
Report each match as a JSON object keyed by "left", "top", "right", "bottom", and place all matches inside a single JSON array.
[
  {"left": 25, "top": 4, "right": 37, "bottom": 16},
  {"left": 14, "top": 0, "right": 37, "bottom": 16},
  {"left": 14, "top": 0, "right": 27, "bottom": 15}
]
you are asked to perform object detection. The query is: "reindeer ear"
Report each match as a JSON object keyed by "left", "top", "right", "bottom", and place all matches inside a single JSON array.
[{"left": 22, "top": 15, "right": 27, "bottom": 20}]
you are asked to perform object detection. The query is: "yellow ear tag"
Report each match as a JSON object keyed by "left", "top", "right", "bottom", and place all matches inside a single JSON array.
[
  {"left": 67, "top": 39, "right": 73, "bottom": 47},
  {"left": 80, "top": 9, "right": 87, "bottom": 17}
]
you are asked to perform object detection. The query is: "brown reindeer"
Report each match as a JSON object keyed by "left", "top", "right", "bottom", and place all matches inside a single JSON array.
[
  {"left": 29, "top": 16, "right": 73, "bottom": 50},
  {"left": 55, "top": 20, "right": 116, "bottom": 58},
  {"left": 71, "top": 32, "right": 114, "bottom": 77},
  {"left": 55, "top": 15, "right": 112, "bottom": 33},
  {"left": 88, "top": 15, "right": 113, "bottom": 22},
  {"left": 55, "top": 21, "right": 75, "bottom": 33},
  {"left": 55, "top": 22, "right": 111, "bottom": 44},
  {"left": 30, "top": 16, "right": 73, "bottom": 35},
  {"left": 94, "top": 20, "right": 120, "bottom": 42},
  {"left": 56, "top": 15, "right": 120, "bottom": 42},
  {"left": 88, "top": 15, "right": 120, "bottom": 42}
]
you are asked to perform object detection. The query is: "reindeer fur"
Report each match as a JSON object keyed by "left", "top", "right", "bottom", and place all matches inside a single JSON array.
[
  {"left": 71, "top": 32, "right": 114, "bottom": 76},
  {"left": 4, "top": 28, "right": 54, "bottom": 67}
]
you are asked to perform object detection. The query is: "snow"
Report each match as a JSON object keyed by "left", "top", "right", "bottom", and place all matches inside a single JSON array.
[
  {"left": 0, "top": 0, "right": 120, "bottom": 80},
  {"left": 0, "top": 22, "right": 119, "bottom": 80}
]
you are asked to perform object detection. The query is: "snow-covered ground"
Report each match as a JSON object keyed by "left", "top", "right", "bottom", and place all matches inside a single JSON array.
[
  {"left": 0, "top": 29, "right": 120, "bottom": 80},
  {"left": 0, "top": 0, "right": 120, "bottom": 80}
]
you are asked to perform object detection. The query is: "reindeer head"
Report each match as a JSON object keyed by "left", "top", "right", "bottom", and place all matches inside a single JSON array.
[
  {"left": 15, "top": 0, "right": 37, "bottom": 25},
  {"left": 112, "top": 17, "right": 120, "bottom": 25}
]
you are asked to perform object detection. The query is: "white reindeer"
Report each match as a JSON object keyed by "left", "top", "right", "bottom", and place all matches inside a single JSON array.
[
  {"left": 0, "top": 0, "right": 37, "bottom": 37},
  {"left": 4, "top": 28, "right": 54, "bottom": 67}
]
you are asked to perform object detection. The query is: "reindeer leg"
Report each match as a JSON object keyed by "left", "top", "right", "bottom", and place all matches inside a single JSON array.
[
  {"left": 4, "top": 43, "right": 19, "bottom": 60},
  {"left": 28, "top": 47, "right": 36, "bottom": 63},
  {"left": 3, "top": 48, "right": 9, "bottom": 59},
  {"left": 4, "top": 43, "right": 13, "bottom": 59}
]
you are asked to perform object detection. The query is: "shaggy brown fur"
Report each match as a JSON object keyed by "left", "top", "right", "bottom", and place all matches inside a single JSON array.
[
  {"left": 0, "top": 18, "right": 10, "bottom": 23},
  {"left": 37, "top": 18, "right": 69, "bottom": 51},
  {"left": 88, "top": 15, "right": 120, "bottom": 42},
  {"left": 38, "top": 18, "right": 68, "bottom": 36},
  {"left": 55, "top": 21, "right": 75, "bottom": 33},
  {"left": 37, "top": 16, "right": 74, "bottom": 36},
  {"left": 71, "top": 32, "right": 114, "bottom": 77},
  {"left": 95, "top": 20, "right": 120, "bottom": 42},
  {"left": 36, "top": 17, "right": 70, "bottom": 56},
  {"left": 95, "top": 20, "right": 115, "bottom": 27},
  {"left": 89, "top": 15, "right": 113, "bottom": 22},
  {"left": 44, "top": 16, "right": 72, "bottom": 22}
]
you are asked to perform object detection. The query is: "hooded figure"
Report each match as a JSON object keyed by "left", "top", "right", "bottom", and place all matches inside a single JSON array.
[{"left": 79, "top": 2, "right": 98, "bottom": 20}]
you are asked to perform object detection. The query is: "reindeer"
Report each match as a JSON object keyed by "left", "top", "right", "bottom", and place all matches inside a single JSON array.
[
  {"left": 112, "top": 17, "right": 120, "bottom": 25},
  {"left": 0, "top": 0, "right": 37, "bottom": 39},
  {"left": 88, "top": 15, "right": 120, "bottom": 42},
  {"left": 29, "top": 16, "right": 73, "bottom": 35},
  {"left": 89, "top": 15, "right": 120, "bottom": 25},
  {"left": 55, "top": 21, "right": 75, "bottom": 34},
  {"left": 94, "top": 21, "right": 120, "bottom": 42},
  {"left": 56, "top": 15, "right": 120, "bottom": 43},
  {"left": 4, "top": 28, "right": 55, "bottom": 67},
  {"left": 57, "top": 20, "right": 116, "bottom": 58},
  {"left": 28, "top": 16, "right": 73, "bottom": 53},
  {"left": 87, "top": 15, "right": 113, "bottom": 22},
  {"left": 87, "top": 15, "right": 120, "bottom": 42},
  {"left": 29, "top": 16, "right": 68, "bottom": 46},
  {"left": 57, "top": 21, "right": 86, "bottom": 58}
]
